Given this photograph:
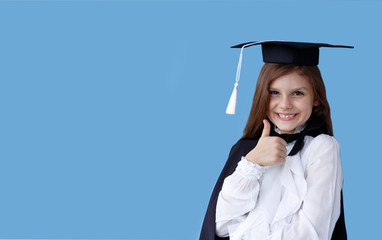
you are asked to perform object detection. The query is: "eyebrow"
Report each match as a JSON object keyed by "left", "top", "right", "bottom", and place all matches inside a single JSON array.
[
  {"left": 269, "top": 87, "right": 309, "bottom": 91},
  {"left": 292, "top": 87, "right": 309, "bottom": 91}
]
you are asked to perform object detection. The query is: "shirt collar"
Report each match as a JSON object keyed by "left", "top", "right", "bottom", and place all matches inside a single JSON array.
[{"left": 274, "top": 123, "right": 307, "bottom": 134}]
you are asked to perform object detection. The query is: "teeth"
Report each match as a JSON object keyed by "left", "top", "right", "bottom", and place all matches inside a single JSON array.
[{"left": 278, "top": 113, "right": 296, "bottom": 118}]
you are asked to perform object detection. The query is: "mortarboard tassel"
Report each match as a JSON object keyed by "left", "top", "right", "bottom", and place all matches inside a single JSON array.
[
  {"left": 226, "top": 46, "right": 245, "bottom": 115},
  {"left": 226, "top": 82, "right": 238, "bottom": 114}
]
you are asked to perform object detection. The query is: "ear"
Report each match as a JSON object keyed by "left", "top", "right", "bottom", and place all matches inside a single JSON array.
[{"left": 313, "top": 100, "right": 319, "bottom": 107}]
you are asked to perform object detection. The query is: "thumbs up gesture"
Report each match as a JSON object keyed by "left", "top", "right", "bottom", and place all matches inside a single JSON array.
[{"left": 245, "top": 119, "right": 288, "bottom": 166}]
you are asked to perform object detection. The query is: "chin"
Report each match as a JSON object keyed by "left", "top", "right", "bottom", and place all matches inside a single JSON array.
[
  {"left": 278, "top": 128, "right": 295, "bottom": 134},
  {"left": 275, "top": 124, "right": 297, "bottom": 134}
]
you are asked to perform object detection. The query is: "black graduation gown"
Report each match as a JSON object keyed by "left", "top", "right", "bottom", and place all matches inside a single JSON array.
[{"left": 199, "top": 138, "right": 347, "bottom": 240}]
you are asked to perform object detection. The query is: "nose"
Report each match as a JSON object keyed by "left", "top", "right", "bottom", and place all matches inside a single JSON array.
[{"left": 280, "top": 96, "right": 292, "bottom": 109}]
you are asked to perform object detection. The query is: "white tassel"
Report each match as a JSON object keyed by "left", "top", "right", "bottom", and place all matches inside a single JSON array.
[
  {"left": 226, "top": 45, "right": 246, "bottom": 115},
  {"left": 226, "top": 82, "right": 238, "bottom": 114}
]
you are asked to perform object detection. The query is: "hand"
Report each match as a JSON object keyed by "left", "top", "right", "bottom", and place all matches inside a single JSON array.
[{"left": 245, "top": 119, "right": 288, "bottom": 166}]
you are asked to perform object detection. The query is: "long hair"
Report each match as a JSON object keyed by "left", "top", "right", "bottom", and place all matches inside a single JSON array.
[{"left": 242, "top": 63, "right": 333, "bottom": 139}]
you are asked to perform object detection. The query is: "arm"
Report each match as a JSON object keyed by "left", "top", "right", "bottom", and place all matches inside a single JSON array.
[
  {"left": 215, "top": 157, "right": 267, "bottom": 237},
  {"left": 199, "top": 138, "right": 260, "bottom": 240},
  {"left": 216, "top": 119, "right": 287, "bottom": 238}
]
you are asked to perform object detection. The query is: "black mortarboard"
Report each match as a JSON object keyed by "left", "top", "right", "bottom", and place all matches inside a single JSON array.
[
  {"left": 226, "top": 40, "right": 354, "bottom": 114},
  {"left": 231, "top": 40, "right": 354, "bottom": 66}
]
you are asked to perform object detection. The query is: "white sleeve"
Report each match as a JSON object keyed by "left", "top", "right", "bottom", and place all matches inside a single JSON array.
[
  {"left": 215, "top": 157, "right": 268, "bottom": 237},
  {"left": 269, "top": 135, "right": 343, "bottom": 240}
]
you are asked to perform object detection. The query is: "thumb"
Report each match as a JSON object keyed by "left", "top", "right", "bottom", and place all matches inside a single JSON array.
[{"left": 261, "top": 119, "right": 271, "bottom": 138}]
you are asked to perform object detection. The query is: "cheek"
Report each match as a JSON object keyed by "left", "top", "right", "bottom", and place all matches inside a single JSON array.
[
  {"left": 267, "top": 101, "right": 277, "bottom": 120},
  {"left": 300, "top": 102, "right": 314, "bottom": 115},
  {"left": 267, "top": 99, "right": 275, "bottom": 111}
]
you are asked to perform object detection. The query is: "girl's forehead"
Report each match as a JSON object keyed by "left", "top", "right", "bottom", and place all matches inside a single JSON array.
[{"left": 270, "top": 72, "right": 312, "bottom": 88}]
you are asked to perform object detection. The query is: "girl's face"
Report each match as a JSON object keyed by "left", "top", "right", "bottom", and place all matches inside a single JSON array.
[{"left": 267, "top": 71, "right": 318, "bottom": 134}]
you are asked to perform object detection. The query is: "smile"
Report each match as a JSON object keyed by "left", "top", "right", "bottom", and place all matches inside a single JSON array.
[{"left": 276, "top": 113, "right": 298, "bottom": 120}]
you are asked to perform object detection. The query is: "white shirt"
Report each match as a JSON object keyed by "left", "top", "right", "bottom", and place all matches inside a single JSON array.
[{"left": 215, "top": 134, "right": 343, "bottom": 240}]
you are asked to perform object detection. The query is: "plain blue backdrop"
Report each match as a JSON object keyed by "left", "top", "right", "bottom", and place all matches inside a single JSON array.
[{"left": 0, "top": 0, "right": 380, "bottom": 239}]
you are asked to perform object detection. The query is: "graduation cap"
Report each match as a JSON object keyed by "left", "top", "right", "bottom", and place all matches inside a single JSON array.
[{"left": 226, "top": 40, "right": 354, "bottom": 115}]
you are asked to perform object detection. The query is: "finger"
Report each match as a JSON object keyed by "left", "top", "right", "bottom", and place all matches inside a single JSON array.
[
  {"left": 273, "top": 137, "right": 288, "bottom": 147},
  {"left": 280, "top": 149, "right": 287, "bottom": 159},
  {"left": 261, "top": 119, "right": 271, "bottom": 138},
  {"left": 278, "top": 145, "right": 287, "bottom": 155},
  {"left": 278, "top": 157, "right": 286, "bottom": 164},
  {"left": 275, "top": 143, "right": 287, "bottom": 155},
  {"left": 277, "top": 149, "right": 287, "bottom": 161},
  {"left": 279, "top": 138, "right": 288, "bottom": 147}
]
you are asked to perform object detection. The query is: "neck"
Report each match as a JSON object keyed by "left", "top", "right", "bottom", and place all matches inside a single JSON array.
[{"left": 268, "top": 116, "right": 329, "bottom": 156}]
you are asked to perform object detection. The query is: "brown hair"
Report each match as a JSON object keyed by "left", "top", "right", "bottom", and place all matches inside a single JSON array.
[{"left": 242, "top": 63, "right": 333, "bottom": 139}]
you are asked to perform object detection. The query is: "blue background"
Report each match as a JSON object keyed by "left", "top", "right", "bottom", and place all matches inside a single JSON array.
[{"left": 0, "top": 0, "right": 380, "bottom": 239}]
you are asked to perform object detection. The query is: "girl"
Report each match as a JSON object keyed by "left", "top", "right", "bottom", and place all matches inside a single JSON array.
[{"left": 200, "top": 41, "right": 352, "bottom": 240}]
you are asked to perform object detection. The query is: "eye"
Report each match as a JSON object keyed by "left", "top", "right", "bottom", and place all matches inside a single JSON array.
[
  {"left": 293, "top": 91, "right": 304, "bottom": 96},
  {"left": 269, "top": 90, "right": 279, "bottom": 95}
]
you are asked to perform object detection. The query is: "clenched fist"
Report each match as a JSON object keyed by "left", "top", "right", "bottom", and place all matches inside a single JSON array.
[{"left": 245, "top": 119, "right": 288, "bottom": 166}]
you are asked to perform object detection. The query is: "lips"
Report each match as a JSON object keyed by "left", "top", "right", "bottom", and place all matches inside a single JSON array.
[{"left": 276, "top": 113, "right": 298, "bottom": 121}]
